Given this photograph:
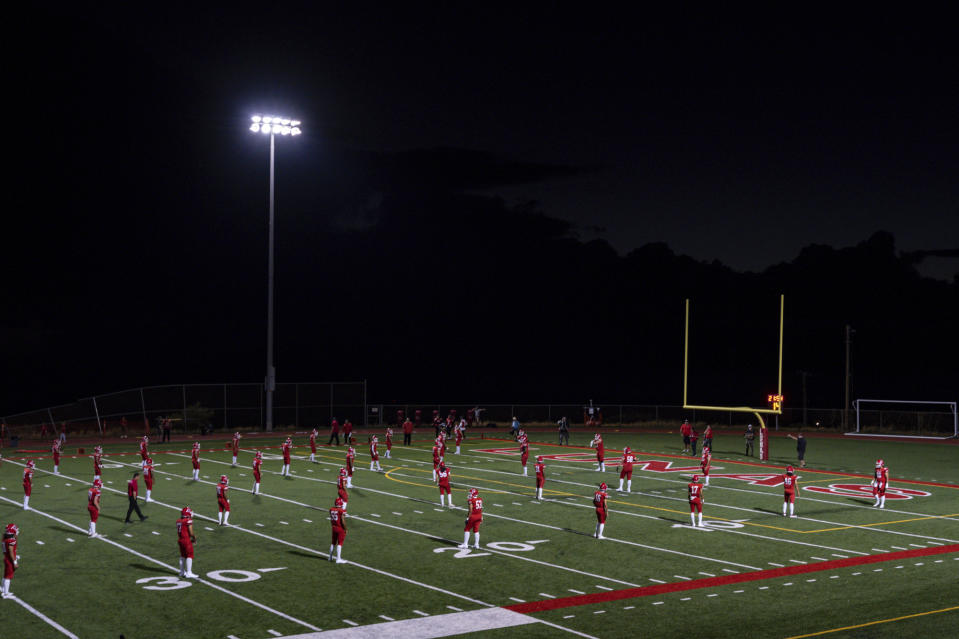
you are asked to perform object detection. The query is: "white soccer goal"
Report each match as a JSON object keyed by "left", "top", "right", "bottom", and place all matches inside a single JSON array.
[{"left": 851, "top": 399, "right": 958, "bottom": 439}]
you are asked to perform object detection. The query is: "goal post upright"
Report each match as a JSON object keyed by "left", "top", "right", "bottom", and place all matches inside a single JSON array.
[{"left": 682, "top": 294, "right": 785, "bottom": 461}]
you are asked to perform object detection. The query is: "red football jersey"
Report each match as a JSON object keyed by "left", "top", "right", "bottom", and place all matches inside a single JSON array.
[
  {"left": 88, "top": 486, "right": 101, "bottom": 507},
  {"left": 437, "top": 468, "right": 451, "bottom": 487},
  {"left": 621, "top": 453, "right": 635, "bottom": 471},
  {"left": 216, "top": 484, "right": 229, "bottom": 501},
  {"left": 23, "top": 468, "right": 33, "bottom": 483},
  {"left": 535, "top": 462, "right": 545, "bottom": 479},
  {"left": 432, "top": 446, "right": 441, "bottom": 463},
  {"left": 688, "top": 482, "right": 703, "bottom": 501},
  {"left": 176, "top": 517, "right": 193, "bottom": 544},
  {"left": 330, "top": 507, "right": 346, "bottom": 530},
  {"left": 127, "top": 478, "right": 139, "bottom": 497},
  {"left": 783, "top": 475, "right": 797, "bottom": 493},
  {"left": 593, "top": 490, "right": 607, "bottom": 509},
  {"left": 253, "top": 458, "right": 261, "bottom": 473},
  {"left": 468, "top": 495, "right": 484, "bottom": 517}
]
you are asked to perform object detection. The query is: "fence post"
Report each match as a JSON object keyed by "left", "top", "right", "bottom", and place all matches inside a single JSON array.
[
  {"left": 139, "top": 388, "right": 149, "bottom": 436},
  {"left": 223, "top": 384, "right": 228, "bottom": 431},
  {"left": 364, "top": 380, "right": 368, "bottom": 428},
  {"left": 295, "top": 383, "right": 299, "bottom": 429},
  {"left": 182, "top": 385, "right": 188, "bottom": 434},
  {"left": 619, "top": 405, "right": 623, "bottom": 426},
  {"left": 92, "top": 396, "right": 103, "bottom": 434},
  {"left": 329, "top": 383, "right": 333, "bottom": 426}
]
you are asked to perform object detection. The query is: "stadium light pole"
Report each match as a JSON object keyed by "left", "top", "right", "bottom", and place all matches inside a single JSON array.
[{"left": 249, "top": 115, "right": 302, "bottom": 432}]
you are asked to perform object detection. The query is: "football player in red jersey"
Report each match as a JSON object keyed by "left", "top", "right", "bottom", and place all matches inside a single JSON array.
[
  {"left": 143, "top": 457, "right": 155, "bottom": 502},
  {"left": 438, "top": 432, "right": 447, "bottom": 457},
  {"left": 309, "top": 428, "right": 318, "bottom": 463},
  {"left": 217, "top": 475, "right": 231, "bottom": 526},
  {"left": 51, "top": 439, "right": 62, "bottom": 474},
  {"left": 337, "top": 468, "right": 350, "bottom": 510},
  {"left": 618, "top": 446, "right": 635, "bottom": 493},
  {"left": 345, "top": 444, "right": 355, "bottom": 487},
  {"left": 139, "top": 435, "right": 150, "bottom": 468},
  {"left": 88, "top": 479, "right": 102, "bottom": 537},
  {"left": 590, "top": 433, "right": 605, "bottom": 472},
  {"left": 93, "top": 445, "right": 103, "bottom": 481},
  {"left": 782, "top": 466, "right": 798, "bottom": 517},
  {"left": 231, "top": 432, "right": 241, "bottom": 467},
  {"left": 700, "top": 446, "right": 712, "bottom": 487},
  {"left": 385, "top": 427, "right": 393, "bottom": 459},
  {"left": 329, "top": 497, "right": 348, "bottom": 564},
  {"left": 252, "top": 450, "right": 263, "bottom": 494},
  {"left": 281, "top": 437, "right": 292, "bottom": 477},
  {"left": 460, "top": 488, "right": 483, "bottom": 549},
  {"left": 2, "top": 523, "right": 19, "bottom": 599},
  {"left": 191, "top": 442, "right": 201, "bottom": 480},
  {"left": 594, "top": 482, "right": 608, "bottom": 538},
  {"left": 518, "top": 430, "right": 530, "bottom": 476},
  {"left": 176, "top": 506, "right": 198, "bottom": 578},
  {"left": 369, "top": 435, "right": 383, "bottom": 471},
  {"left": 454, "top": 421, "right": 464, "bottom": 455},
  {"left": 688, "top": 475, "right": 704, "bottom": 527},
  {"left": 872, "top": 459, "right": 889, "bottom": 508},
  {"left": 22, "top": 460, "right": 34, "bottom": 510},
  {"left": 436, "top": 463, "right": 453, "bottom": 507},
  {"left": 432, "top": 442, "right": 442, "bottom": 482},
  {"left": 534, "top": 456, "right": 546, "bottom": 500}
]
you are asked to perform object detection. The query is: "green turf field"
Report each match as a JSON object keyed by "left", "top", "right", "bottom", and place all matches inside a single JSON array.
[{"left": 1, "top": 429, "right": 957, "bottom": 639}]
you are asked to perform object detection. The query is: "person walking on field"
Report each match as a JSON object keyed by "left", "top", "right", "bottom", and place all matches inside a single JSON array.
[
  {"left": 124, "top": 472, "right": 148, "bottom": 524},
  {"left": 681, "top": 419, "right": 692, "bottom": 454},
  {"left": 744, "top": 424, "right": 755, "bottom": 456},
  {"left": 703, "top": 424, "right": 713, "bottom": 452},
  {"left": 557, "top": 416, "right": 570, "bottom": 445},
  {"left": 328, "top": 418, "right": 341, "bottom": 446},
  {"left": 402, "top": 418, "right": 413, "bottom": 446},
  {"left": 787, "top": 431, "right": 807, "bottom": 468}
]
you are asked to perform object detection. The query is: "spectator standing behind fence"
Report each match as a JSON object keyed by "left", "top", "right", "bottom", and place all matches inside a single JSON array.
[
  {"left": 328, "top": 418, "right": 341, "bottom": 446},
  {"left": 744, "top": 424, "right": 755, "bottom": 456},
  {"left": 162, "top": 417, "right": 172, "bottom": 443},
  {"left": 786, "top": 431, "right": 807, "bottom": 468},
  {"left": 402, "top": 418, "right": 413, "bottom": 445},
  {"left": 511, "top": 417, "right": 520, "bottom": 441},
  {"left": 558, "top": 417, "right": 570, "bottom": 445}
]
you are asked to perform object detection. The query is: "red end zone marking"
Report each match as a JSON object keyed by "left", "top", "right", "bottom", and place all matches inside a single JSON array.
[{"left": 505, "top": 544, "right": 959, "bottom": 614}]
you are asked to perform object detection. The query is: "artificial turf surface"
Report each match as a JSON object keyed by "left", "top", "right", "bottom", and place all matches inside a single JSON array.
[{"left": 0, "top": 428, "right": 956, "bottom": 638}]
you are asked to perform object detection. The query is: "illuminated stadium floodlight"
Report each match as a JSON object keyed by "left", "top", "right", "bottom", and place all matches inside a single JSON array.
[
  {"left": 249, "top": 114, "right": 302, "bottom": 431},
  {"left": 250, "top": 114, "right": 302, "bottom": 136}
]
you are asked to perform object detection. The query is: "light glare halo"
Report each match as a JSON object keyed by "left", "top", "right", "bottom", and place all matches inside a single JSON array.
[
  {"left": 291, "top": 127, "right": 301, "bottom": 135},
  {"left": 251, "top": 115, "right": 261, "bottom": 123},
  {"left": 262, "top": 116, "right": 272, "bottom": 124},
  {"left": 262, "top": 123, "right": 271, "bottom": 133},
  {"left": 250, "top": 123, "right": 260, "bottom": 132}
]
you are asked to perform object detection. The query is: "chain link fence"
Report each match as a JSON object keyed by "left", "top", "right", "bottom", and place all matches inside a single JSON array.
[
  {"left": 0, "top": 382, "right": 366, "bottom": 444},
  {"left": 3, "top": 393, "right": 954, "bottom": 446}
]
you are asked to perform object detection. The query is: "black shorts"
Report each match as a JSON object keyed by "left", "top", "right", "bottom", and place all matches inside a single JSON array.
[{"left": 683, "top": 436, "right": 690, "bottom": 445}]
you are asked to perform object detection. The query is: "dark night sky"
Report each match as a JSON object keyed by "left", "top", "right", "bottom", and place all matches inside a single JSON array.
[{"left": 3, "top": 7, "right": 958, "bottom": 416}]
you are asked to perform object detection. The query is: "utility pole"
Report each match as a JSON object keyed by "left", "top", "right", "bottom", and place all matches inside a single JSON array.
[{"left": 843, "top": 325, "right": 855, "bottom": 430}]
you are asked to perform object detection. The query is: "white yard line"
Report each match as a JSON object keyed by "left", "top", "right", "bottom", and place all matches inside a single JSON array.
[
  {"left": 7, "top": 595, "right": 80, "bottom": 639},
  {"left": 0, "top": 495, "right": 322, "bottom": 632},
  {"left": 6, "top": 460, "right": 493, "bottom": 611}
]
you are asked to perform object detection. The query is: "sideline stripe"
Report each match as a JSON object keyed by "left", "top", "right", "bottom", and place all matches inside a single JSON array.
[
  {"left": 505, "top": 543, "right": 959, "bottom": 614},
  {"left": 783, "top": 604, "right": 959, "bottom": 639},
  {"left": 7, "top": 596, "right": 80, "bottom": 639},
  {"left": 272, "top": 607, "right": 596, "bottom": 639}
]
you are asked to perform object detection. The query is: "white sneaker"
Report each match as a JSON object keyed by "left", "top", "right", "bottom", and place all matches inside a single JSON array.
[
  {"left": 2, "top": 592, "right": 13, "bottom": 599},
  {"left": 458, "top": 544, "right": 468, "bottom": 549},
  {"left": 597, "top": 535, "right": 605, "bottom": 540},
  {"left": 335, "top": 559, "right": 347, "bottom": 564},
  {"left": 184, "top": 572, "right": 199, "bottom": 579},
  {"left": 472, "top": 545, "right": 480, "bottom": 549},
  {"left": 790, "top": 514, "right": 797, "bottom": 518}
]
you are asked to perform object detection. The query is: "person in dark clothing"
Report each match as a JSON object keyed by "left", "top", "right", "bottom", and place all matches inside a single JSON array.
[
  {"left": 125, "top": 472, "right": 148, "bottom": 523},
  {"left": 787, "top": 432, "right": 807, "bottom": 468},
  {"left": 557, "top": 417, "right": 570, "bottom": 445}
]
